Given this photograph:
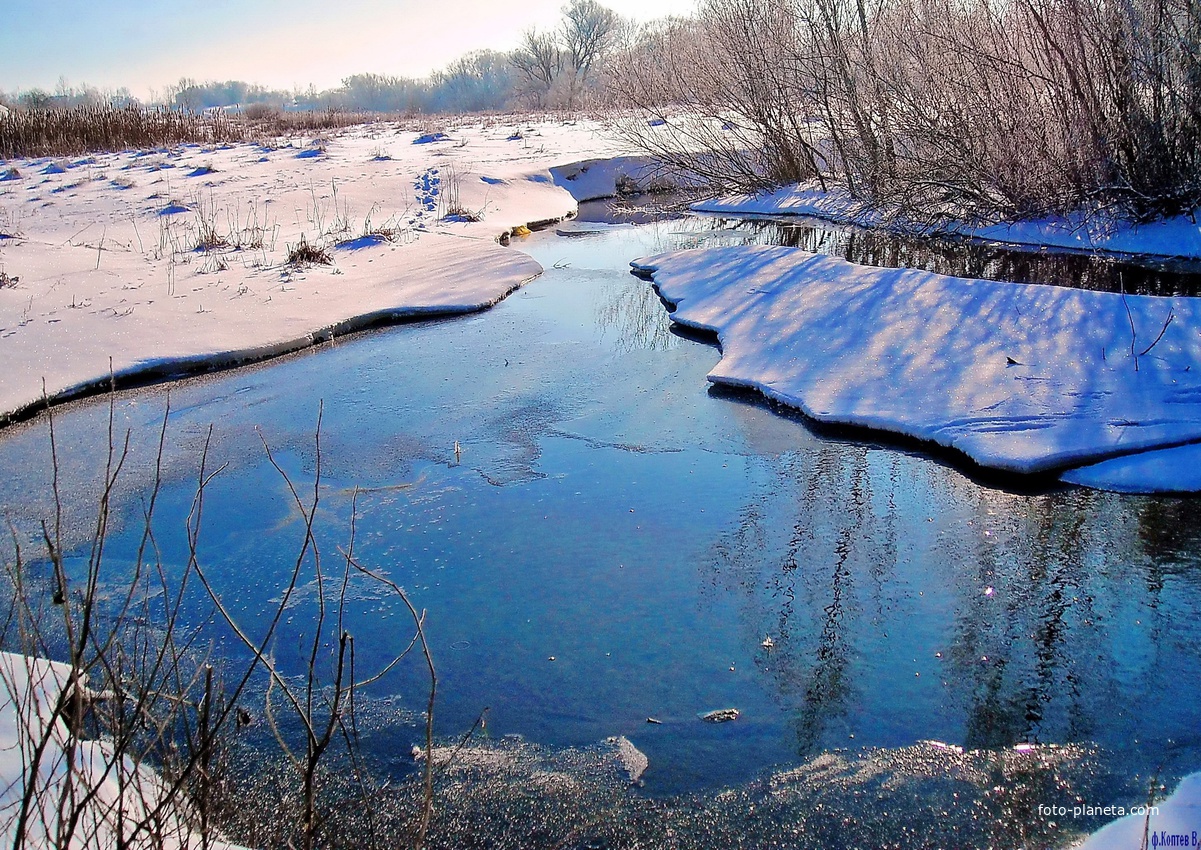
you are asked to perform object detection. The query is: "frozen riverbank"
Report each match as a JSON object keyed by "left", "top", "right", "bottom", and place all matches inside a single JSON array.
[
  {"left": 1076, "top": 772, "right": 1201, "bottom": 850},
  {"left": 0, "top": 118, "right": 651, "bottom": 425},
  {"left": 632, "top": 244, "right": 1201, "bottom": 492}
]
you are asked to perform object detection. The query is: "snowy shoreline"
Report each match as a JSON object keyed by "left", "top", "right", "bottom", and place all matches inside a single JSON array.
[
  {"left": 633, "top": 244, "right": 1201, "bottom": 493},
  {"left": 0, "top": 119, "right": 658, "bottom": 427},
  {"left": 0, "top": 235, "right": 542, "bottom": 426},
  {"left": 694, "top": 184, "right": 1201, "bottom": 263},
  {"left": 0, "top": 651, "right": 247, "bottom": 849},
  {"left": 1074, "top": 773, "right": 1201, "bottom": 850},
  {"left": 1, "top": 648, "right": 1193, "bottom": 850}
]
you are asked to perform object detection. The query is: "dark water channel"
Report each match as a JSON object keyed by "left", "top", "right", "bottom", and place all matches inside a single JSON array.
[{"left": 0, "top": 207, "right": 1199, "bottom": 844}]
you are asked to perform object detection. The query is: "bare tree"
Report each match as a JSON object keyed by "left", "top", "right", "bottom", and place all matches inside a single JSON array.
[
  {"left": 511, "top": 28, "right": 563, "bottom": 108},
  {"left": 561, "top": 0, "right": 620, "bottom": 107}
]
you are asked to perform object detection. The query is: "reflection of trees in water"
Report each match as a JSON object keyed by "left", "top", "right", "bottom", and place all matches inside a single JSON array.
[
  {"left": 941, "top": 489, "right": 1173, "bottom": 765},
  {"left": 793, "top": 531, "right": 853, "bottom": 756},
  {"left": 704, "top": 440, "right": 1201, "bottom": 786},
  {"left": 1136, "top": 498, "right": 1201, "bottom": 567},
  {"left": 593, "top": 275, "right": 682, "bottom": 353},
  {"left": 709, "top": 443, "right": 898, "bottom": 760}
]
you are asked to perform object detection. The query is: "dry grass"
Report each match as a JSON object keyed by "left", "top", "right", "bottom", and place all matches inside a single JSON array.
[
  {"left": 0, "top": 105, "right": 239, "bottom": 159},
  {"left": 0, "top": 106, "right": 432, "bottom": 160},
  {"left": 286, "top": 235, "right": 333, "bottom": 266}
]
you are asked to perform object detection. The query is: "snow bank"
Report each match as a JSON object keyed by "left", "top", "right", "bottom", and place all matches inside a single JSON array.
[
  {"left": 1076, "top": 773, "right": 1201, "bottom": 850},
  {"left": 0, "top": 234, "right": 541, "bottom": 424},
  {"left": 0, "top": 119, "right": 634, "bottom": 425},
  {"left": 695, "top": 185, "right": 1201, "bottom": 260},
  {"left": 549, "top": 155, "right": 660, "bottom": 202},
  {"left": 0, "top": 652, "right": 245, "bottom": 849},
  {"left": 631, "top": 245, "right": 1201, "bottom": 487},
  {"left": 1061, "top": 443, "right": 1201, "bottom": 493}
]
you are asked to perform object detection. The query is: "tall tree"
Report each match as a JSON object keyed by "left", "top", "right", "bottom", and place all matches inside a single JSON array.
[
  {"left": 512, "top": 28, "right": 563, "bottom": 107},
  {"left": 561, "top": 0, "right": 620, "bottom": 106}
]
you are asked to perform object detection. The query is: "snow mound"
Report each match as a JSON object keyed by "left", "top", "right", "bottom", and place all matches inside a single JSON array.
[
  {"left": 412, "top": 132, "right": 451, "bottom": 145},
  {"left": 632, "top": 245, "right": 1201, "bottom": 487},
  {"left": 550, "top": 155, "right": 660, "bottom": 202},
  {"left": 0, "top": 652, "right": 246, "bottom": 849},
  {"left": 695, "top": 185, "right": 1201, "bottom": 261}
]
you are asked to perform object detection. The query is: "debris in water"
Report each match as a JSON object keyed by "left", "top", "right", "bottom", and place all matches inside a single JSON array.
[
  {"left": 699, "top": 708, "right": 740, "bottom": 723},
  {"left": 761, "top": 636, "right": 775, "bottom": 649},
  {"left": 608, "top": 735, "right": 649, "bottom": 784},
  {"left": 924, "top": 740, "right": 964, "bottom": 753}
]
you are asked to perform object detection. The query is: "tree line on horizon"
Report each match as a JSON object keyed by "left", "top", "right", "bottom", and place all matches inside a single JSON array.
[{"left": 1, "top": 0, "right": 628, "bottom": 117}]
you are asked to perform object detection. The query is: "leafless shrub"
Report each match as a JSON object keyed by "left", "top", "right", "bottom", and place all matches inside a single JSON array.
[
  {"left": 241, "top": 103, "right": 281, "bottom": 122},
  {"left": 612, "top": 0, "right": 1201, "bottom": 222},
  {"left": 0, "top": 394, "right": 439, "bottom": 849}
]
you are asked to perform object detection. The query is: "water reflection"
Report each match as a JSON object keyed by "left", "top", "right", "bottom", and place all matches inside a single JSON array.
[
  {"left": 699, "top": 418, "right": 1201, "bottom": 797},
  {"left": 731, "top": 219, "right": 1201, "bottom": 296},
  {"left": 594, "top": 277, "right": 681, "bottom": 353}
]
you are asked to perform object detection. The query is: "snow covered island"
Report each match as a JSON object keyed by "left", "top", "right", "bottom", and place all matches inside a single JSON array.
[{"left": 632, "top": 244, "right": 1201, "bottom": 493}]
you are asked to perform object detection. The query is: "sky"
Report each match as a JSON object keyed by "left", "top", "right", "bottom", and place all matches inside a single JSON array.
[{"left": 0, "top": 0, "right": 698, "bottom": 100}]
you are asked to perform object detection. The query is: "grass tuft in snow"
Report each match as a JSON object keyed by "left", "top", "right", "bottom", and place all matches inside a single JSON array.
[{"left": 285, "top": 235, "right": 332, "bottom": 266}]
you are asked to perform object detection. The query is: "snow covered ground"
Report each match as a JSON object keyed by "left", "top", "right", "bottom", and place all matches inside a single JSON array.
[
  {"left": 0, "top": 118, "right": 654, "bottom": 425},
  {"left": 632, "top": 245, "right": 1201, "bottom": 491},
  {"left": 695, "top": 184, "right": 1201, "bottom": 261},
  {"left": 0, "top": 651, "right": 245, "bottom": 849},
  {"left": 1075, "top": 772, "right": 1201, "bottom": 850}
]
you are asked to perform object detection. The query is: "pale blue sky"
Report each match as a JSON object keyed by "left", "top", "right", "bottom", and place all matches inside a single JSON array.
[{"left": 1, "top": 0, "right": 697, "bottom": 98}]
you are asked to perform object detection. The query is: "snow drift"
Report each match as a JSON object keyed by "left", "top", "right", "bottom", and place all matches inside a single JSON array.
[{"left": 632, "top": 244, "right": 1201, "bottom": 490}]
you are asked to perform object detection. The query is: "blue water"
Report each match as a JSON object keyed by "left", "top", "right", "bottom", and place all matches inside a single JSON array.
[{"left": 0, "top": 217, "right": 1199, "bottom": 806}]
